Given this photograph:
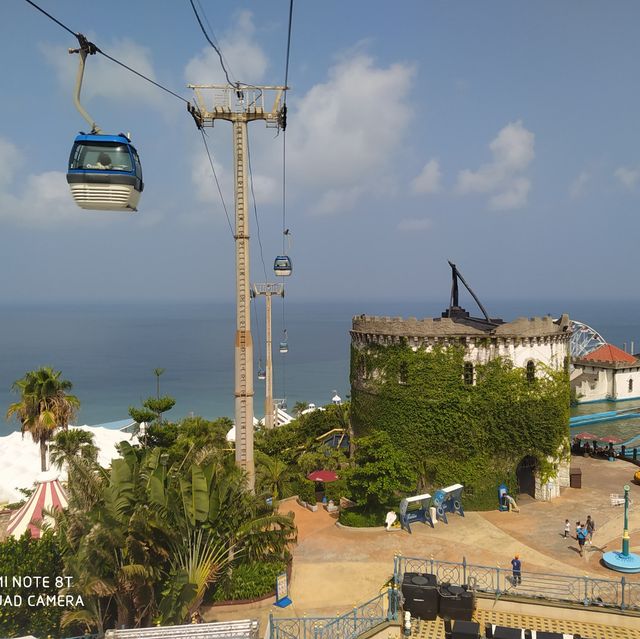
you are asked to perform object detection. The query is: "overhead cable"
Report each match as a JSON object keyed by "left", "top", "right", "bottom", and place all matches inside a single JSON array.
[
  {"left": 23, "top": 0, "right": 189, "bottom": 104},
  {"left": 199, "top": 129, "right": 234, "bottom": 238},
  {"left": 189, "top": 0, "right": 233, "bottom": 85},
  {"left": 246, "top": 137, "right": 268, "bottom": 281}
]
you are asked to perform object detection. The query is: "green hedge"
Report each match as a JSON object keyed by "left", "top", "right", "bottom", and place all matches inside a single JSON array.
[
  {"left": 212, "top": 561, "right": 286, "bottom": 602},
  {"left": 351, "top": 343, "right": 569, "bottom": 510},
  {"left": 288, "top": 477, "right": 316, "bottom": 504},
  {"left": 338, "top": 505, "right": 388, "bottom": 527}
]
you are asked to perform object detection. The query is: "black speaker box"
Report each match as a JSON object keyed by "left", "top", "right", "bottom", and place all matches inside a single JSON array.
[
  {"left": 534, "top": 633, "right": 563, "bottom": 639},
  {"left": 401, "top": 572, "right": 438, "bottom": 596},
  {"left": 452, "top": 619, "right": 480, "bottom": 639},
  {"left": 438, "top": 584, "right": 475, "bottom": 621},
  {"left": 401, "top": 572, "right": 439, "bottom": 620}
]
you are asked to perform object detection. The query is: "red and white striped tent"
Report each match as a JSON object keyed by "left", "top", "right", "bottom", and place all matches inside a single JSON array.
[{"left": 7, "top": 471, "right": 68, "bottom": 539}]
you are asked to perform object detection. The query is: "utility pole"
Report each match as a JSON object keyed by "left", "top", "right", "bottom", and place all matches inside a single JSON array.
[
  {"left": 187, "top": 84, "right": 286, "bottom": 492},
  {"left": 253, "top": 283, "right": 284, "bottom": 430}
]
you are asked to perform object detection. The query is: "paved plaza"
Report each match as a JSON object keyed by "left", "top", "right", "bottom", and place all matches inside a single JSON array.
[{"left": 206, "top": 454, "right": 640, "bottom": 633}]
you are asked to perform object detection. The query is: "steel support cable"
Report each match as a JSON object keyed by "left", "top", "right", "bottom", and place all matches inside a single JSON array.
[
  {"left": 278, "top": 0, "right": 294, "bottom": 409},
  {"left": 246, "top": 136, "right": 268, "bottom": 282},
  {"left": 283, "top": 0, "right": 294, "bottom": 95},
  {"left": 246, "top": 135, "right": 268, "bottom": 380},
  {"left": 195, "top": 0, "right": 236, "bottom": 82},
  {"left": 23, "top": 0, "right": 189, "bottom": 104},
  {"left": 251, "top": 292, "right": 264, "bottom": 373},
  {"left": 189, "top": 0, "right": 233, "bottom": 86},
  {"left": 199, "top": 129, "right": 234, "bottom": 238}
]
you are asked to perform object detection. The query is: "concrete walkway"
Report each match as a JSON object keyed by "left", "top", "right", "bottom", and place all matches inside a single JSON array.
[{"left": 204, "top": 454, "right": 640, "bottom": 630}]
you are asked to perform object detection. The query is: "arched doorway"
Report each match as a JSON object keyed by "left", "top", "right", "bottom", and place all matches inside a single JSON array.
[{"left": 516, "top": 456, "right": 538, "bottom": 498}]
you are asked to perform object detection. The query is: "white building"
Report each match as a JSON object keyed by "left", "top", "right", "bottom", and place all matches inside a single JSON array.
[{"left": 572, "top": 343, "right": 640, "bottom": 403}]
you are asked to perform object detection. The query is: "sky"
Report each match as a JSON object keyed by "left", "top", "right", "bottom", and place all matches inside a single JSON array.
[{"left": 2, "top": 0, "right": 640, "bottom": 304}]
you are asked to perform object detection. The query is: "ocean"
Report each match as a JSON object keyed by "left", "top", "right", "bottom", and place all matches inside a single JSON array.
[{"left": 3, "top": 298, "right": 640, "bottom": 438}]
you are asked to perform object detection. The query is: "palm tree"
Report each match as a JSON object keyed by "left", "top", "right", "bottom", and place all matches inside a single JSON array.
[
  {"left": 256, "top": 452, "right": 291, "bottom": 501},
  {"left": 50, "top": 428, "right": 98, "bottom": 470},
  {"left": 6, "top": 367, "right": 80, "bottom": 471}
]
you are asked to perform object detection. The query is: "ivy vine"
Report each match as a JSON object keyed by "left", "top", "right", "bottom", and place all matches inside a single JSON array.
[{"left": 350, "top": 342, "right": 570, "bottom": 510}]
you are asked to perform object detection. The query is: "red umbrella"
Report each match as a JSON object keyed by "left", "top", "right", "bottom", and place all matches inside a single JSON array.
[
  {"left": 598, "top": 435, "right": 623, "bottom": 444},
  {"left": 307, "top": 470, "right": 338, "bottom": 483},
  {"left": 574, "top": 432, "right": 599, "bottom": 441}
]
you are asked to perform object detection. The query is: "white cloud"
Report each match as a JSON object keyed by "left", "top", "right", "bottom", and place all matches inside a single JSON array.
[
  {"left": 489, "top": 177, "right": 530, "bottom": 211},
  {"left": 0, "top": 138, "right": 23, "bottom": 190},
  {"left": 411, "top": 159, "right": 442, "bottom": 194},
  {"left": 287, "top": 53, "right": 415, "bottom": 214},
  {"left": 310, "top": 186, "right": 364, "bottom": 216},
  {"left": 569, "top": 171, "right": 590, "bottom": 199},
  {"left": 397, "top": 217, "right": 433, "bottom": 231},
  {"left": 41, "top": 39, "right": 165, "bottom": 114},
  {"left": 186, "top": 42, "right": 416, "bottom": 217},
  {"left": 184, "top": 11, "right": 268, "bottom": 85},
  {"left": 614, "top": 166, "right": 640, "bottom": 189},
  {"left": 456, "top": 120, "right": 534, "bottom": 210},
  {"left": 191, "top": 147, "right": 229, "bottom": 205}
]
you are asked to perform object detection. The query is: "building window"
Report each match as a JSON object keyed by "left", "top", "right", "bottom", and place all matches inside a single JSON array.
[
  {"left": 464, "top": 362, "right": 474, "bottom": 385},
  {"left": 526, "top": 360, "right": 536, "bottom": 383},
  {"left": 399, "top": 362, "right": 408, "bottom": 385},
  {"left": 629, "top": 378, "right": 634, "bottom": 393}
]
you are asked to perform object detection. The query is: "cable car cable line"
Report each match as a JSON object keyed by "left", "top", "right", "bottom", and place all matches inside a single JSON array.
[
  {"left": 188, "top": 0, "right": 233, "bottom": 86},
  {"left": 199, "top": 129, "right": 234, "bottom": 238},
  {"left": 283, "top": 0, "right": 294, "bottom": 99},
  {"left": 23, "top": 0, "right": 190, "bottom": 105},
  {"left": 246, "top": 137, "right": 268, "bottom": 282}
]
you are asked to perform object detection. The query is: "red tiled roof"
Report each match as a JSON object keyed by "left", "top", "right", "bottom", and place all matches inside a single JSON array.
[{"left": 583, "top": 343, "right": 637, "bottom": 364}]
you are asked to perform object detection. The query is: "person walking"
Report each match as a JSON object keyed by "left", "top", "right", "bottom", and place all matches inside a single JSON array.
[
  {"left": 586, "top": 515, "right": 596, "bottom": 545},
  {"left": 576, "top": 523, "right": 588, "bottom": 556},
  {"left": 511, "top": 554, "right": 522, "bottom": 586},
  {"left": 564, "top": 519, "right": 571, "bottom": 538}
]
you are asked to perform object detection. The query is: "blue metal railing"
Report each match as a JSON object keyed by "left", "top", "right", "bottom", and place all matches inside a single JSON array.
[
  {"left": 270, "top": 589, "right": 398, "bottom": 639},
  {"left": 394, "top": 555, "right": 640, "bottom": 611}
]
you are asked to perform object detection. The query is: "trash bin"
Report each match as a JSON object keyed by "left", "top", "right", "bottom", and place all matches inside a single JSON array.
[{"left": 570, "top": 467, "right": 582, "bottom": 488}]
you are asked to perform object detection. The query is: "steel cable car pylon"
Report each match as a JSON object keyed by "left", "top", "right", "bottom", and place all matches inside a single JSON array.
[
  {"left": 187, "top": 83, "right": 287, "bottom": 492},
  {"left": 66, "top": 34, "right": 144, "bottom": 212}
]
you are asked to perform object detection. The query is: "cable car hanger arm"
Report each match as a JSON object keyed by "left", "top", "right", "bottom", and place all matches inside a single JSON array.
[{"left": 69, "top": 33, "right": 101, "bottom": 134}]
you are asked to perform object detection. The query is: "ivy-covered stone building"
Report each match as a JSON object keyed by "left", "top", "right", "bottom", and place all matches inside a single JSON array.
[{"left": 349, "top": 301, "right": 572, "bottom": 510}]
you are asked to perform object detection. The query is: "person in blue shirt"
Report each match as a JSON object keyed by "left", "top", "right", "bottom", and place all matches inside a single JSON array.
[
  {"left": 576, "top": 524, "right": 588, "bottom": 556},
  {"left": 511, "top": 554, "right": 522, "bottom": 586}
]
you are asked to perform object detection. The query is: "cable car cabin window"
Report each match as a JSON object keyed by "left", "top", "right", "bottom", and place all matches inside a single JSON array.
[
  {"left": 132, "top": 148, "right": 143, "bottom": 181},
  {"left": 69, "top": 143, "right": 133, "bottom": 172}
]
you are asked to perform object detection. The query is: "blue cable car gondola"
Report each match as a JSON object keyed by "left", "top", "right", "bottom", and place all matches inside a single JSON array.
[
  {"left": 274, "top": 255, "right": 292, "bottom": 277},
  {"left": 67, "top": 133, "right": 144, "bottom": 211},
  {"left": 279, "top": 329, "right": 289, "bottom": 354},
  {"left": 66, "top": 34, "right": 144, "bottom": 211}
]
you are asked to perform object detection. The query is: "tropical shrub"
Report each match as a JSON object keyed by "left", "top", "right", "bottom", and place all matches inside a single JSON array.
[
  {"left": 324, "top": 478, "right": 348, "bottom": 503},
  {"left": 288, "top": 477, "right": 316, "bottom": 504},
  {"left": 211, "top": 560, "right": 286, "bottom": 602},
  {"left": 0, "top": 531, "right": 64, "bottom": 639},
  {"left": 55, "top": 441, "right": 296, "bottom": 631}
]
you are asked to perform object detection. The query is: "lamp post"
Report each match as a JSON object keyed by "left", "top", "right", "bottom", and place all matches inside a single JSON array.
[{"left": 622, "top": 484, "right": 630, "bottom": 556}]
